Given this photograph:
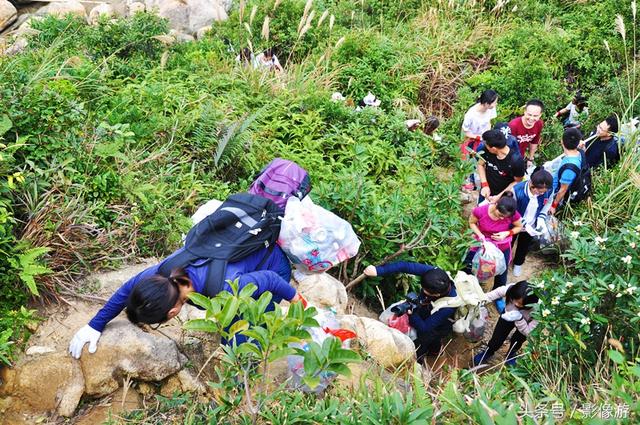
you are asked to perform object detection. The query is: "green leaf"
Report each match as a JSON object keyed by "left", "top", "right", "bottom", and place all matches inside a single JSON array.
[
  {"left": 239, "top": 283, "right": 257, "bottom": 298},
  {"left": 183, "top": 319, "right": 218, "bottom": 333},
  {"left": 608, "top": 349, "right": 625, "bottom": 364},
  {"left": 0, "top": 114, "right": 12, "bottom": 136},
  {"left": 187, "top": 293, "right": 213, "bottom": 311},
  {"left": 228, "top": 320, "right": 249, "bottom": 336},
  {"left": 330, "top": 348, "right": 362, "bottom": 364},
  {"left": 326, "top": 363, "right": 351, "bottom": 376},
  {"left": 219, "top": 297, "right": 240, "bottom": 328},
  {"left": 302, "top": 375, "right": 321, "bottom": 390},
  {"left": 268, "top": 347, "right": 295, "bottom": 362}
]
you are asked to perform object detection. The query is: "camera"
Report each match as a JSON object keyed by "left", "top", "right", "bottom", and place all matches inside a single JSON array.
[{"left": 391, "top": 292, "right": 426, "bottom": 315}]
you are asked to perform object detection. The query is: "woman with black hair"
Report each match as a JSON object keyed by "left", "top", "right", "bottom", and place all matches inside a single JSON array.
[
  {"left": 463, "top": 193, "right": 523, "bottom": 312},
  {"left": 69, "top": 246, "right": 304, "bottom": 359},
  {"left": 510, "top": 168, "right": 554, "bottom": 277},
  {"left": 473, "top": 280, "right": 539, "bottom": 367}
]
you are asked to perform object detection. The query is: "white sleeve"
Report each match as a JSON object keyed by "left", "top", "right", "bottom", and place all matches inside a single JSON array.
[
  {"left": 272, "top": 55, "right": 282, "bottom": 68},
  {"left": 490, "top": 108, "right": 497, "bottom": 120},
  {"left": 461, "top": 110, "right": 474, "bottom": 132}
]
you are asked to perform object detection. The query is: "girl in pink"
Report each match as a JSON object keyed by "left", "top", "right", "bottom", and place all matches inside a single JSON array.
[{"left": 463, "top": 192, "right": 523, "bottom": 311}]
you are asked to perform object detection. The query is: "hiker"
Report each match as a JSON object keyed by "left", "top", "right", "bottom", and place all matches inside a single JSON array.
[
  {"left": 476, "top": 122, "right": 521, "bottom": 159},
  {"left": 363, "top": 263, "right": 456, "bottom": 361},
  {"left": 463, "top": 192, "right": 523, "bottom": 312},
  {"left": 477, "top": 129, "right": 525, "bottom": 203},
  {"left": 69, "top": 245, "right": 304, "bottom": 359},
  {"left": 236, "top": 47, "right": 253, "bottom": 65},
  {"left": 253, "top": 48, "right": 283, "bottom": 72},
  {"left": 549, "top": 127, "right": 584, "bottom": 215},
  {"left": 584, "top": 115, "right": 620, "bottom": 169},
  {"left": 461, "top": 89, "right": 499, "bottom": 149},
  {"left": 472, "top": 280, "right": 538, "bottom": 367},
  {"left": 508, "top": 99, "right": 545, "bottom": 165},
  {"left": 510, "top": 168, "right": 554, "bottom": 277},
  {"left": 555, "top": 92, "right": 588, "bottom": 128}
]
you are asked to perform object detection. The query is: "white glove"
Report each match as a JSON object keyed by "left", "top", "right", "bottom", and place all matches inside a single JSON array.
[
  {"left": 501, "top": 310, "right": 523, "bottom": 322},
  {"left": 69, "top": 325, "right": 101, "bottom": 359}
]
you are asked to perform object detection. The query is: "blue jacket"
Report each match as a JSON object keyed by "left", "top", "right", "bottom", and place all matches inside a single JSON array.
[
  {"left": 512, "top": 181, "right": 552, "bottom": 224},
  {"left": 586, "top": 133, "right": 620, "bottom": 169},
  {"left": 375, "top": 261, "right": 456, "bottom": 334},
  {"left": 88, "top": 246, "right": 293, "bottom": 332}
]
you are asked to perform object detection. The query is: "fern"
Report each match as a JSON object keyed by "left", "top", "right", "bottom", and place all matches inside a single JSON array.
[
  {"left": 214, "top": 110, "right": 262, "bottom": 169},
  {"left": 9, "top": 247, "right": 51, "bottom": 296}
]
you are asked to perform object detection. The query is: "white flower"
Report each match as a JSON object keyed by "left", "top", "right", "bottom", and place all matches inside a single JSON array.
[
  {"left": 581, "top": 296, "right": 588, "bottom": 301},
  {"left": 572, "top": 220, "right": 584, "bottom": 226},
  {"left": 595, "top": 236, "right": 608, "bottom": 244},
  {"left": 566, "top": 282, "right": 574, "bottom": 288},
  {"left": 608, "top": 284, "right": 616, "bottom": 290},
  {"left": 622, "top": 255, "right": 633, "bottom": 265},
  {"left": 625, "top": 286, "right": 637, "bottom": 295},
  {"left": 570, "top": 231, "right": 580, "bottom": 239},
  {"left": 637, "top": 311, "right": 640, "bottom": 318},
  {"left": 551, "top": 297, "right": 560, "bottom": 305},
  {"left": 616, "top": 293, "right": 623, "bottom": 298},
  {"left": 580, "top": 317, "right": 591, "bottom": 326},
  {"left": 635, "top": 224, "right": 640, "bottom": 232},
  {"left": 542, "top": 309, "right": 551, "bottom": 317},
  {"left": 630, "top": 242, "right": 637, "bottom": 249}
]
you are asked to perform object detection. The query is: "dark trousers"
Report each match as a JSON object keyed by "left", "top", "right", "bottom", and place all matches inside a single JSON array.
[
  {"left": 463, "top": 246, "right": 511, "bottom": 289},
  {"left": 512, "top": 231, "right": 534, "bottom": 267},
  {"left": 485, "top": 318, "right": 527, "bottom": 360},
  {"left": 414, "top": 320, "right": 453, "bottom": 361}
]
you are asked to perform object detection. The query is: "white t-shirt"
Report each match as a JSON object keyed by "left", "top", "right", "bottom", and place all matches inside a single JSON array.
[
  {"left": 253, "top": 53, "right": 282, "bottom": 70},
  {"left": 566, "top": 102, "right": 588, "bottom": 125},
  {"left": 462, "top": 103, "right": 497, "bottom": 137}
]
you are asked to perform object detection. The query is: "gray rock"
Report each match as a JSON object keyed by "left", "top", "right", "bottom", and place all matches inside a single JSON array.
[
  {"left": 0, "top": 0, "right": 17, "bottom": 33},
  {"left": 36, "top": 1, "right": 87, "bottom": 19}
]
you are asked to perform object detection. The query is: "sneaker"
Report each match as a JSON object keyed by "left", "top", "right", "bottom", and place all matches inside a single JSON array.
[
  {"left": 494, "top": 299, "right": 506, "bottom": 314},
  {"left": 473, "top": 350, "right": 491, "bottom": 367},
  {"left": 512, "top": 264, "right": 522, "bottom": 277}
]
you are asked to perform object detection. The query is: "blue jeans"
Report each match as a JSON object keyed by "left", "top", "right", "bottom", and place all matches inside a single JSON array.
[{"left": 463, "top": 246, "right": 511, "bottom": 289}]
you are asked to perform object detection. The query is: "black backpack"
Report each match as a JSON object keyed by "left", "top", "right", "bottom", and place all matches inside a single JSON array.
[
  {"left": 557, "top": 150, "right": 592, "bottom": 203},
  {"left": 158, "top": 193, "right": 282, "bottom": 297}
]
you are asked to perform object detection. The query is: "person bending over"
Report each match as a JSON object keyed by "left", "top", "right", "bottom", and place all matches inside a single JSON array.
[
  {"left": 364, "top": 262, "right": 456, "bottom": 362},
  {"left": 69, "top": 245, "right": 303, "bottom": 359}
]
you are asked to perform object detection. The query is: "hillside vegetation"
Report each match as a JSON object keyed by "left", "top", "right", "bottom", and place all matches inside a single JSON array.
[{"left": 1, "top": 0, "right": 639, "bottom": 422}]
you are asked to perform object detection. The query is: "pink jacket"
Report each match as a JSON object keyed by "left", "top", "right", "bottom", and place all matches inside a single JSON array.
[{"left": 486, "top": 283, "right": 538, "bottom": 336}]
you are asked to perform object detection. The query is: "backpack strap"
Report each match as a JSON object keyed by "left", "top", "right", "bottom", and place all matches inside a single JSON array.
[
  {"left": 255, "top": 243, "right": 275, "bottom": 271},
  {"left": 556, "top": 162, "right": 581, "bottom": 193},
  {"left": 158, "top": 249, "right": 195, "bottom": 277},
  {"left": 204, "top": 259, "right": 227, "bottom": 298}
]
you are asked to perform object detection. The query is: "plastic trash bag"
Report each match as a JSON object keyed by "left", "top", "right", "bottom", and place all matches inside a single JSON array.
[
  {"left": 278, "top": 196, "right": 360, "bottom": 272},
  {"left": 472, "top": 241, "right": 506, "bottom": 282},
  {"left": 379, "top": 302, "right": 417, "bottom": 340},
  {"left": 462, "top": 305, "right": 488, "bottom": 342},
  {"left": 287, "top": 308, "right": 356, "bottom": 393}
]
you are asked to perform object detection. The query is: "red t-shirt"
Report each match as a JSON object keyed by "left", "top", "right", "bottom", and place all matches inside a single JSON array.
[{"left": 508, "top": 117, "right": 544, "bottom": 158}]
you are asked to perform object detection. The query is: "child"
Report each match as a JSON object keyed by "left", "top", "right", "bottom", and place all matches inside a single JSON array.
[{"left": 473, "top": 280, "right": 539, "bottom": 367}]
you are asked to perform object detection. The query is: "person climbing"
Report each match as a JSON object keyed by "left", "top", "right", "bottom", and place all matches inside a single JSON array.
[
  {"left": 462, "top": 192, "right": 523, "bottom": 312},
  {"left": 69, "top": 245, "right": 304, "bottom": 359},
  {"left": 253, "top": 48, "right": 283, "bottom": 72},
  {"left": 472, "top": 280, "right": 538, "bottom": 367},
  {"left": 508, "top": 99, "right": 545, "bottom": 166},
  {"left": 510, "top": 168, "right": 554, "bottom": 277},
  {"left": 363, "top": 263, "right": 456, "bottom": 362},
  {"left": 461, "top": 89, "right": 499, "bottom": 154},
  {"left": 584, "top": 115, "right": 620, "bottom": 169},
  {"left": 555, "top": 92, "right": 588, "bottom": 128},
  {"left": 476, "top": 129, "right": 525, "bottom": 203},
  {"left": 549, "top": 127, "right": 584, "bottom": 215}
]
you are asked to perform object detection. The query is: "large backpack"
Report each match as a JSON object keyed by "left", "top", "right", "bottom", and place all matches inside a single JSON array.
[
  {"left": 248, "top": 158, "right": 311, "bottom": 211},
  {"left": 158, "top": 193, "right": 282, "bottom": 297},
  {"left": 557, "top": 150, "right": 591, "bottom": 203}
]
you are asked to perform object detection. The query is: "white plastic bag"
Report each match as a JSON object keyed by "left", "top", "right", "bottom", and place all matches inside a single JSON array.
[
  {"left": 471, "top": 241, "right": 506, "bottom": 282},
  {"left": 191, "top": 199, "right": 222, "bottom": 225},
  {"left": 278, "top": 196, "right": 360, "bottom": 272},
  {"left": 379, "top": 302, "right": 417, "bottom": 340}
]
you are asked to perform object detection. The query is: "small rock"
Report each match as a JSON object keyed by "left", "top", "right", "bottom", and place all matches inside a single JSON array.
[
  {"left": 168, "top": 29, "right": 195, "bottom": 43},
  {"left": 127, "top": 1, "right": 146, "bottom": 15},
  {"left": 196, "top": 25, "right": 211, "bottom": 40},
  {"left": 89, "top": 3, "right": 115, "bottom": 25},
  {"left": 25, "top": 346, "right": 56, "bottom": 356},
  {"left": 0, "top": 0, "right": 17, "bottom": 33},
  {"left": 36, "top": 1, "right": 87, "bottom": 19}
]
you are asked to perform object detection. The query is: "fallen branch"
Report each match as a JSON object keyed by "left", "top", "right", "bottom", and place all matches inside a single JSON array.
[{"left": 345, "top": 220, "right": 431, "bottom": 292}]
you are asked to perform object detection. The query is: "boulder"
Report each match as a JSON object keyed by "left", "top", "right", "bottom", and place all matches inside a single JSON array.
[
  {"left": 296, "top": 272, "right": 348, "bottom": 314},
  {"left": 36, "top": 1, "right": 87, "bottom": 19},
  {"left": 338, "top": 315, "right": 415, "bottom": 368},
  {"left": 146, "top": 0, "right": 227, "bottom": 35},
  {"left": 0, "top": 0, "right": 17, "bottom": 33},
  {"left": 80, "top": 320, "right": 187, "bottom": 396},
  {"left": 88, "top": 3, "right": 115, "bottom": 25},
  {"left": 0, "top": 352, "right": 85, "bottom": 417},
  {"left": 169, "top": 28, "right": 195, "bottom": 43},
  {"left": 196, "top": 25, "right": 212, "bottom": 39},
  {"left": 160, "top": 369, "right": 207, "bottom": 397}
]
